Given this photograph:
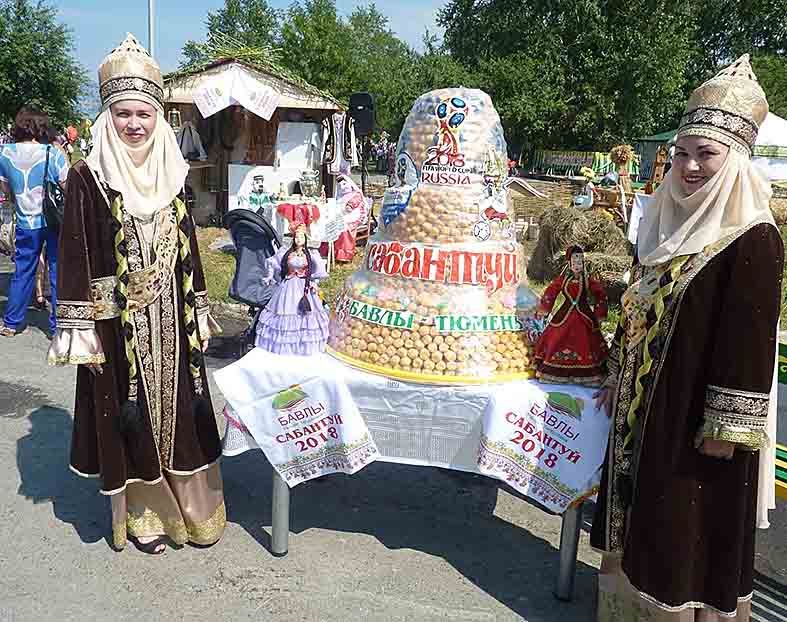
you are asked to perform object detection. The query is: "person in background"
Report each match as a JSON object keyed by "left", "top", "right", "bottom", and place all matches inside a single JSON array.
[{"left": 0, "top": 105, "right": 68, "bottom": 337}]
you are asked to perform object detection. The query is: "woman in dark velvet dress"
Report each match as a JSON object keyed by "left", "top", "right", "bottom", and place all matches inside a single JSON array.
[
  {"left": 48, "top": 34, "right": 225, "bottom": 554},
  {"left": 591, "top": 54, "right": 783, "bottom": 620}
]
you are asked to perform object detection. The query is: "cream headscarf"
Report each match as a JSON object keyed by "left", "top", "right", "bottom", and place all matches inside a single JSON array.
[
  {"left": 86, "top": 107, "right": 189, "bottom": 222},
  {"left": 636, "top": 147, "right": 774, "bottom": 266}
]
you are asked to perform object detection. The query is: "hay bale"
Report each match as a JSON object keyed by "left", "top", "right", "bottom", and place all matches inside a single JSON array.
[
  {"left": 510, "top": 176, "right": 585, "bottom": 223},
  {"left": 771, "top": 197, "right": 787, "bottom": 225},
  {"left": 527, "top": 204, "right": 628, "bottom": 281}
]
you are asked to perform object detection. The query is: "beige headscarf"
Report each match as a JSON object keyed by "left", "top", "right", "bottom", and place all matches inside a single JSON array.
[
  {"left": 86, "top": 108, "right": 189, "bottom": 221},
  {"left": 636, "top": 147, "right": 774, "bottom": 266}
]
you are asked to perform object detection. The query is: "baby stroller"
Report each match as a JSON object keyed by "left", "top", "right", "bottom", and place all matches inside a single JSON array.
[{"left": 223, "top": 209, "right": 282, "bottom": 358}]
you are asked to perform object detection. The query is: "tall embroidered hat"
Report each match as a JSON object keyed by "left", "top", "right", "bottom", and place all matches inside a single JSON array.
[
  {"left": 678, "top": 54, "right": 769, "bottom": 156},
  {"left": 98, "top": 33, "right": 164, "bottom": 112}
]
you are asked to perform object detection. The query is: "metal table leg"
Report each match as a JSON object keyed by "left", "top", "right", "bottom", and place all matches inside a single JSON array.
[
  {"left": 271, "top": 470, "right": 290, "bottom": 557},
  {"left": 554, "top": 503, "right": 582, "bottom": 601}
]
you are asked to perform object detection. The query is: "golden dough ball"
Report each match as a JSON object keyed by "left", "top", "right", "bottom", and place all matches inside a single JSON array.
[
  {"left": 496, "top": 344, "right": 507, "bottom": 354},
  {"left": 438, "top": 343, "right": 449, "bottom": 354},
  {"left": 393, "top": 338, "right": 404, "bottom": 349},
  {"left": 412, "top": 358, "right": 424, "bottom": 369},
  {"left": 409, "top": 348, "right": 420, "bottom": 359},
  {"left": 381, "top": 328, "right": 391, "bottom": 338},
  {"left": 400, "top": 356, "right": 412, "bottom": 367},
  {"left": 404, "top": 339, "right": 415, "bottom": 350},
  {"left": 427, "top": 342, "right": 438, "bottom": 353},
  {"left": 446, "top": 361, "right": 458, "bottom": 371},
  {"left": 390, "top": 354, "right": 401, "bottom": 366},
  {"left": 351, "top": 328, "right": 361, "bottom": 339},
  {"left": 423, "top": 360, "right": 436, "bottom": 371},
  {"left": 383, "top": 336, "right": 394, "bottom": 347},
  {"left": 445, "top": 336, "right": 456, "bottom": 346},
  {"left": 370, "top": 352, "right": 381, "bottom": 364},
  {"left": 418, "top": 325, "right": 430, "bottom": 336},
  {"left": 390, "top": 329, "right": 402, "bottom": 340},
  {"left": 435, "top": 361, "right": 447, "bottom": 372},
  {"left": 431, "top": 351, "right": 443, "bottom": 363},
  {"left": 444, "top": 350, "right": 457, "bottom": 362},
  {"left": 421, "top": 334, "right": 432, "bottom": 345},
  {"left": 368, "top": 342, "right": 378, "bottom": 353},
  {"left": 457, "top": 350, "right": 470, "bottom": 362},
  {"left": 360, "top": 351, "right": 370, "bottom": 362}
]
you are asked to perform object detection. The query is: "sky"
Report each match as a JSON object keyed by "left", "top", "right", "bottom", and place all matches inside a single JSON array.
[{"left": 57, "top": 0, "right": 448, "bottom": 77}]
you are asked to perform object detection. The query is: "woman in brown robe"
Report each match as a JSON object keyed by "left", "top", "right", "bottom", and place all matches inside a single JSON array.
[
  {"left": 591, "top": 55, "right": 783, "bottom": 620},
  {"left": 48, "top": 34, "right": 225, "bottom": 554}
]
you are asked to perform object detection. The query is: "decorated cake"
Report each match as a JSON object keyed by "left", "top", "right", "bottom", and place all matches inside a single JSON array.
[{"left": 328, "top": 88, "right": 538, "bottom": 383}]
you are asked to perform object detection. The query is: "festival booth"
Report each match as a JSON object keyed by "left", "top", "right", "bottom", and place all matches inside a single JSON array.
[
  {"left": 163, "top": 56, "right": 367, "bottom": 261},
  {"left": 215, "top": 88, "right": 613, "bottom": 601}
]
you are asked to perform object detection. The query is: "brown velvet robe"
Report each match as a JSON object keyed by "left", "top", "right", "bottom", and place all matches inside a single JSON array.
[
  {"left": 590, "top": 222, "right": 784, "bottom": 616},
  {"left": 57, "top": 160, "right": 222, "bottom": 495}
]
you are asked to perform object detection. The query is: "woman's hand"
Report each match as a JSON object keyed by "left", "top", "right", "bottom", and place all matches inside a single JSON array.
[
  {"left": 694, "top": 430, "right": 735, "bottom": 460},
  {"left": 593, "top": 386, "right": 615, "bottom": 418},
  {"left": 86, "top": 363, "right": 103, "bottom": 376}
]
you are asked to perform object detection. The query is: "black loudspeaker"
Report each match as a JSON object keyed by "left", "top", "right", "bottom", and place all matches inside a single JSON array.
[{"left": 348, "top": 92, "right": 375, "bottom": 136}]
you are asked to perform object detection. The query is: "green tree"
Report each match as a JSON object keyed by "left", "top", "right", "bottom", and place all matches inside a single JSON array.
[
  {"left": 182, "top": 0, "right": 280, "bottom": 66},
  {"left": 0, "top": 0, "right": 86, "bottom": 126},
  {"left": 438, "top": 0, "right": 697, "bottom": 149},
  {"left": 752, "top": 54, "right": 787, "bottom": 120},
  {"left": 279, "top": 0, "right": 353, "bottom": 95}
]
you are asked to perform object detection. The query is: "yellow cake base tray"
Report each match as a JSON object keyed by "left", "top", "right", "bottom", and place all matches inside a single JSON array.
[{"left": 327, "top": 347, "right": 534, "bottom": 386}]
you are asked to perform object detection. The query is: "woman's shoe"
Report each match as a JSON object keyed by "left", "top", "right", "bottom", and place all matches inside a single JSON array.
[{"left": 129, "top": 535, "right": 167, "bottom": 555}]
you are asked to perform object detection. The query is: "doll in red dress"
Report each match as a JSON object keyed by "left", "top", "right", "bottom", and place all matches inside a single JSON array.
[{"left": 534, "top": 245, "right": 608, "bottom": 385}]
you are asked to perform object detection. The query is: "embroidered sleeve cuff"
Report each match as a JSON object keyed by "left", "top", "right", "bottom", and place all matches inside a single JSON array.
[
  {"left": 701, "top": 420, "right": 766, "bottom": 450},
  {"left": 197, "top": 309, "right": 223, "bottom": 340},
  {"left": 56, "top": 300, "right": 96, "bottom": 329},
  {"left": 47, "top": 328, "right": 105, "bottom": 366},
  {"left": 703, "top": 384, "right": 770, "bottom": 450}
]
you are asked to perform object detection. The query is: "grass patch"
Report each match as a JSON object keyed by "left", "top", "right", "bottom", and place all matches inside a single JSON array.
[
  {"left": 320, "top": 253, "right": 363, "bottom": 305},
  {"left": 195, "top": 225, "right": 363, "bottom": 306},
  {"left": 195, "top": 226, "right": 235, "bottom": 304}
]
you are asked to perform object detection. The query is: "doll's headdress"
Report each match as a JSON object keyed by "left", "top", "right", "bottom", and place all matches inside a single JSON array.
[
  {"left": 98, "top": 33, "right": 165, "bottom": 112},
  {"left": 678, "top": 54, "right": 768, "bottom": 156}
]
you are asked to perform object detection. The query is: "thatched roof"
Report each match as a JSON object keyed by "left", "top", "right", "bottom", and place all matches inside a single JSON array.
[{"left": 164, "top": 33, "right": 343, "bottom": 111}]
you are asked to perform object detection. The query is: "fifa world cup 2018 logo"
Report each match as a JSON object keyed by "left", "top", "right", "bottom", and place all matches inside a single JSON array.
[{"left": 425, "top": 97, "right": 468, "bottom": 167}]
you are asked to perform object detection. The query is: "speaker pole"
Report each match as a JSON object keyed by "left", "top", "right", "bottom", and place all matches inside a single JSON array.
[{"left": 361, "top": 135, "right": 368, "bottom": 196}]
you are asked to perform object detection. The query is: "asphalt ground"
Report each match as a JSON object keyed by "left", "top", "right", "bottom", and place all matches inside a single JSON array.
[{"left": 0, "top": 252, "right": 786, "bottom": 622}]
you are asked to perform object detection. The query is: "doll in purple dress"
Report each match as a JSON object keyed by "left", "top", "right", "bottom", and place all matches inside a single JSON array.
[{"left": 255, "top": 223, "right": 329, "bottom": 355}]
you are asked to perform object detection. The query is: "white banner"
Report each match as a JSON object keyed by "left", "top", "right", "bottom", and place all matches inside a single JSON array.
[
  {"left": 226, "top": 375, "right": 378, "bottom": 487},
  {"left": 233, "top": 67, "right": 280, "bottom": 121},
  {"left": 193, "top": 71, "right": 236, "bottom": 118},
  {"left": 477, "top": 383, "right": 611, "bottom": 513}
]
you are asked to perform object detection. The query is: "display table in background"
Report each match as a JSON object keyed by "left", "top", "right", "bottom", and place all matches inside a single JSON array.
[{"left": 215, "top": 349, "right": 610, "bottom": 601}]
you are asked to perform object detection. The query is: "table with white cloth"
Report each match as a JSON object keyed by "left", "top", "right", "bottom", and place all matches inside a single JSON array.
[{"left": 214, "top": 348, "right": 612, "bottom": 601}]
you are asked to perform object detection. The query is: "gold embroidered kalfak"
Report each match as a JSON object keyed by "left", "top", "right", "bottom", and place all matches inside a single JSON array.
[{"left": 678, "top": 54, "right": 768, "bottom": 155}]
